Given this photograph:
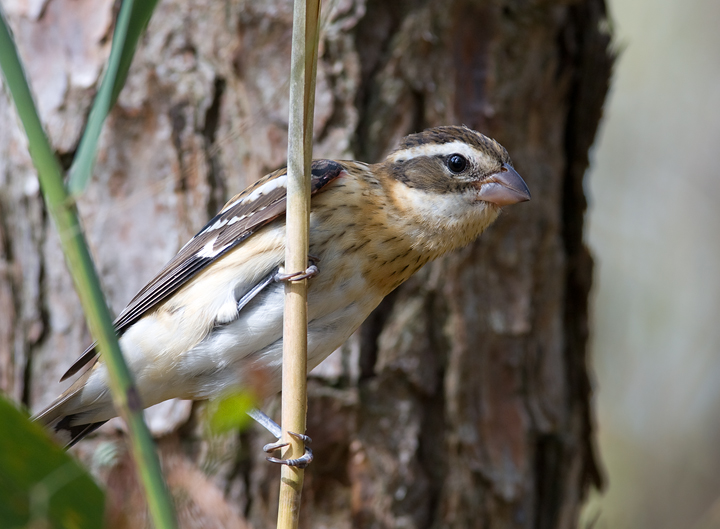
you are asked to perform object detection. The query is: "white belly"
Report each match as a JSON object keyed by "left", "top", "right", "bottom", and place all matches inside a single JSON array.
[{"left": 174, "top": 274, "right": 380, "bottom": 400}]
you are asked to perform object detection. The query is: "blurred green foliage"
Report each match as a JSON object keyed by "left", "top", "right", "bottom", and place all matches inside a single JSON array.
[
  {"left": 206, "top": 390, "right": 258, "bottom": 435},
  {"left": 0, "top": 395, "right": 104, "bottom": 529}
]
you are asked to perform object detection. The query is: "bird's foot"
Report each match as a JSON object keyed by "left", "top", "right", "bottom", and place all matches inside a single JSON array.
[
  {"left": 247, "top": 408, "right": 313, "bottom": 468},
  {"left": 264, "top": 431, "right": 314, "bottom": 468},
  {"left": 274, "top": 265, "right": 318, "bottom": 282},
  {"left": 274, "top": 255, "right": 320, "bottom": 282}
]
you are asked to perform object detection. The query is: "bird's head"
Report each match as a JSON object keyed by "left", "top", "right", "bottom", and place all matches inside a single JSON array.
[
  {"left": 385, "top": 125, "right": 530, "bottom": 207},
  {"left": 378, "top": 125, "right": 531, "bottom": 255}
]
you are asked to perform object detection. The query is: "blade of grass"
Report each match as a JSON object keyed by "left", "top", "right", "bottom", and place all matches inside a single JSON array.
[
  {"left": 0, "top": 8, "right": 176, "bottom": 529},
  {"left": 68, "top": 0, "right": 159, "bottom": 195},
  {"left": 110, "top": 1, "right": 160, "bottom": 106},
  {"left": 277, "top": 1, "right": 322, "bottom": 528}
]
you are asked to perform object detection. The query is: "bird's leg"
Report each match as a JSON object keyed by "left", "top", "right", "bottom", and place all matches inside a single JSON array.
[
  {"left": 274, "top": 255, "right": 320, "bottom": 282},
  {"left": 246, "top": 408, "right": 313, "bottom": 468},
  {"left": 236, "top": 271, "right": 278, "bottom": 312},
  {"left": 235, "top": 256, "right": 319, "bottom": 313},
  {"left": 238, "top": 256, "right": 317, "bottom": 468},
  {"left": 265, "top": 254, "right": 317, "bottom": 467}
]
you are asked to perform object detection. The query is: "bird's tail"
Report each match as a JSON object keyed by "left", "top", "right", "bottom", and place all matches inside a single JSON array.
[{"left": 32, "top": 366, "right": 114, "bottom": 448}]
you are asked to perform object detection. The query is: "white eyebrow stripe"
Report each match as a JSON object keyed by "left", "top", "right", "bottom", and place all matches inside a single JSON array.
[
  {"left": 224, "top": 174, "right": 288, "bottom": 211},
  {"left": 388, "top": 140, "right": 484, "bottom": 164}
]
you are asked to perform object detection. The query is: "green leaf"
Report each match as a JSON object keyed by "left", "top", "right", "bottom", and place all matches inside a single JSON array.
[
  {"left": 0, "top": 7, "right": 64, "bottom": 188},
  {"left": 68, "top": 0, "right": 159, "bottom": 194},
  {"left": 111, "top": 0, "right": 160, "bottom": 106},
  {"left": 0, "top": 395, "right": 104, "bottom": 529}
]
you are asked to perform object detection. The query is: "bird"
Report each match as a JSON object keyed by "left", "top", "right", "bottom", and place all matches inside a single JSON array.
[{"left": 34, "top": 125, "right": 530, "bottom": 464}]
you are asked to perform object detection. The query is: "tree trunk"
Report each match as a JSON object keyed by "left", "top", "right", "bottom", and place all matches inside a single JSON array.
[{"left": 0, "top": 0, "right": 611, "bottom": 527}]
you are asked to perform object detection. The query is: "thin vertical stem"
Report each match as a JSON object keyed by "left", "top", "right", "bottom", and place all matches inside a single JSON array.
[{"left": 277, "top": 0, "right": 321, "bottom": 528}]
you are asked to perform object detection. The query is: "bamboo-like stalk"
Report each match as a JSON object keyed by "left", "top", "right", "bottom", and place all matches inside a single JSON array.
[
  {"left": 277, "top": 0, "right": 322, "bottom": 528},
  {"left": 0, "top": 8, "right": 177, "bottom": 529}
]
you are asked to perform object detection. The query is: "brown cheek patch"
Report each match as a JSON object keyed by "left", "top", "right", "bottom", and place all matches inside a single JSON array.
[{"left": 390, "top": 158, "right": 468, "bottom": 194}]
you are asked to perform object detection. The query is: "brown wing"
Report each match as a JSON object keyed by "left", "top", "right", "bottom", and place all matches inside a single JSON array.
[{"left": 61, "top": 160, "right": 345, "bottom": 381}]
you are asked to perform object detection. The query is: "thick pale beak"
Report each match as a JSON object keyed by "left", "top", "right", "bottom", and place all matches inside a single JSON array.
[{"left": 477, "top": 164, "right": 531, "bottom": 206}]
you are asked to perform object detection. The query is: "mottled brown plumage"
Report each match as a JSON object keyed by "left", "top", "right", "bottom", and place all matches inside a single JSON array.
[{"left": 34, "top": 125, "right": 530, "bottom": 449}]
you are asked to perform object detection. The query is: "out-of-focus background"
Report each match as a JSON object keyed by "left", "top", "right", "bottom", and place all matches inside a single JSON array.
[{"left": 583, "top": 0, "right": 720, "bottom": 527}]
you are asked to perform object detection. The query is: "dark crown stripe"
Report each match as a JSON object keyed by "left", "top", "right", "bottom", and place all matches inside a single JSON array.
[{"left": 394, "top": 125, "right": 510, "bottom": 163}]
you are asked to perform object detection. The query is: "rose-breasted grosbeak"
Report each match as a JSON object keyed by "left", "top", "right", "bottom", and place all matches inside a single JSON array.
[{"left": 35, "top": 125, "right": 530, "bottom": 456}]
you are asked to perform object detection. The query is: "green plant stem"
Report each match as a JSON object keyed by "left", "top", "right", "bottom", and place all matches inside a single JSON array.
[
  {"left": 0, "top": 8, "right": 176, "bottom": 529},
  {"left": 276, "top": 1, "right": 321, "bottom": 528},
  {"left": 68, "top": 0, "right": 159, "bottom": 194}
]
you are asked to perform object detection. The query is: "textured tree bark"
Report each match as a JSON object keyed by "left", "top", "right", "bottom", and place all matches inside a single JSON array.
[{"left": 0, "top": 0, "right": 611, "bottom": 527}]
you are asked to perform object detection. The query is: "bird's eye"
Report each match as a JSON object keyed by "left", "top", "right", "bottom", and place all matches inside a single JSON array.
[{"left": 446, "top": 154, "right": 467, "bottom": 173}]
